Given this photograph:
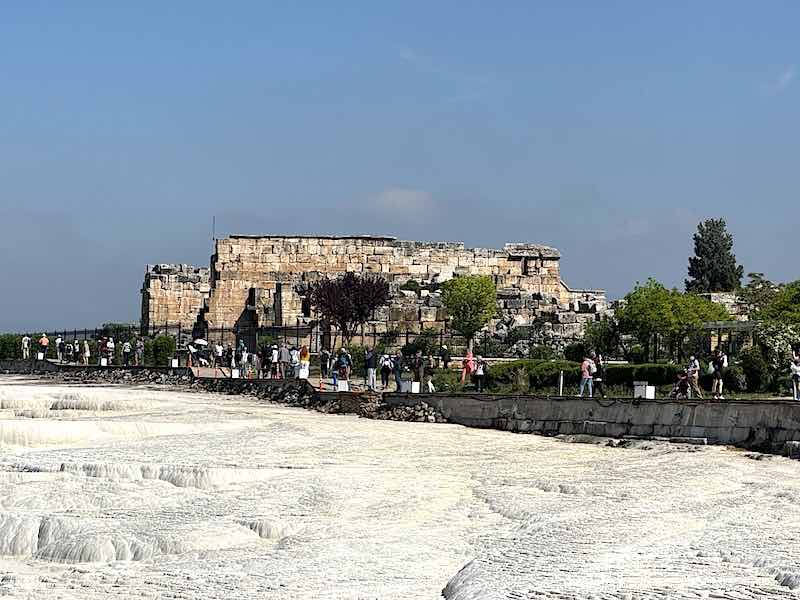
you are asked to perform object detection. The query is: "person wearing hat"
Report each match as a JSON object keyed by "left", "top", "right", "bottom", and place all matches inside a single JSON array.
[
  {"left": 38, "top": 333, "right": 49, "bottom": 360},
  {"left": 439, "top": 345, "right": 451, "bottom": 370}
]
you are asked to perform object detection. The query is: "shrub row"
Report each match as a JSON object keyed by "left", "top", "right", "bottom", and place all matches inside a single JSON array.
[{"left": 487, "top": 360, "right": 685, "bottom": 392}]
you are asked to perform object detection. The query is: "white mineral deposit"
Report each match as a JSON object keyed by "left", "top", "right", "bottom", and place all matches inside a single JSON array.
[{"left": 0, "top": 376, "right": 799, "bottom": 599}]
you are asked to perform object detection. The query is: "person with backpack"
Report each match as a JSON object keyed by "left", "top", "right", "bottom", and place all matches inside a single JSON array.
[
  {"left": 379, "top": 353, "right": 393, "bottom": 390},
  {"left": 320, "top": 347, "right": 331, "bottom": 380},
  {"left": 579, "top": 353, "right": 595, "bottom": 397},
  {"left": 38, "top": 333, "right": 49, "bottom": 360}
]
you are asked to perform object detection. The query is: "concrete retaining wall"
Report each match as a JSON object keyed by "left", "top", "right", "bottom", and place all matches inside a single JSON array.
[{"left": 383, "top": 393, "right": 800, "bottom": 451}]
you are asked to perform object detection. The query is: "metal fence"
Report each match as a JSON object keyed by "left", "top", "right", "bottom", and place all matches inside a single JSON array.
[{"left": 12, "top": 322, "right": 513, "bottom": 358}]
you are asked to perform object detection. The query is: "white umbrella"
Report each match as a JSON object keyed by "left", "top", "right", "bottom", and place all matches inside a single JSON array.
[{"left": 193, "top": 339, "right": 209, "bottom": 346}]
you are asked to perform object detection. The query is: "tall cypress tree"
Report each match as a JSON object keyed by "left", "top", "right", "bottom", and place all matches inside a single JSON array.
[{"left": 685, "top": 218, "right": 743, "bottom": 292}]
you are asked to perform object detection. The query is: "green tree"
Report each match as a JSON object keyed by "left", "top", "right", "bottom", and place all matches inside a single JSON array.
[
  {"left": 441, "top": 275, "right": 497, "bottom": 350},
  {"left": 616, "top": 279, "right": 673, "bottom": 361},
  {"left": 617, "top": 279, "right": 729, "bottom": 362},
  {"left": 583, "top": 318, "right": 622, "bottom": 358},
  {"left": 761, "top": 280, "right": 800, "bottom": 326},
  {"left": 685, "top": 218, "right": 743, "bottom": 292},
  {"left": 739, "top": 273, "right": 781, "bottom": 318}
]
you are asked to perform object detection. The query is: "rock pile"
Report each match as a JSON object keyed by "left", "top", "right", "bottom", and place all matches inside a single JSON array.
[
  {"left": 40, "top": 369, "right": 192, "bottom": 386},
  {"left": 372, "top": 401, "right": 446, "bottom": 423}
]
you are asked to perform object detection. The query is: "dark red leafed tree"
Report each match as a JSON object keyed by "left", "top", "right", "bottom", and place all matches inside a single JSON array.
[{"left": 297, "top": 273, "right": 390, "bottom": 345}]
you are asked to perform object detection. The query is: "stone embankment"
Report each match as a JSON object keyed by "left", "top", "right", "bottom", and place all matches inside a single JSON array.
[{"left": 2, "top": 361, "right": 798, "bottom": 457}]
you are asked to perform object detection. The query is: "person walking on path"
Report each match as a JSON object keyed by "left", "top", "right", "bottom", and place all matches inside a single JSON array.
[
  {"left": 593, "top": 354, "right": 607, "bottom": 399},
  {"left": 461, "top": 350, "right": 475, "bottom": 384},
  {"left": 474, "top": 356, "right": 487, "bottom": 392},
  {"left": 791, "top": 357, "right": 800, "bottom": 401},
  {"left": 21, "top": 335, "right": 30, "bottom": 360},
  {"left": 579, "top": 353, "right": 595, "bottom": 398},
  {"left": 299, "top": 346, "right": 310, "bottom": 379},
  {"left": 82, "top": 340, "right": 90, "bottom": 365},
  {"left": 393, "top": 351, "right": 405, "bottom": 392},
  {"left": 413, "top": 351, "right": 425, "bottom": 387},
  {"left": 278, "top": 343, "right": 291, "bottom": 379},
  {"left": 38, "top": 334, "right": 49, "bottom": 360},
  {"left": 320, "top": 348, "right": 331, "bottom": 381},
  {"left": 439, "top": 345, "right": 451, "bottom": 370},
  {"left": 270, "top": 345, "right": 279, "bottom": 379},
  {"left": 710, "top": 349, "right": 725, "bottom": 400},
  {"left": 379, "top": 353, "right": 393, "bottom": 390},
  {"left": 686, "top": 355, "right": 703, "bottom": 399},
  {"left": 107, "top": 338, "right": 116, "bottom": 365},
  {"left": 365, "top": 347, "right": 377, "bottom": 390},
  {"left": 122, "top": 340, "right": 132, "bottom": 366},
  {"left": 135, "top": 339, "right": 145, "bottom": 366},
  {"left": 289, "top": 346, "right": 300, "bottom": 378},
  {"left": 55, "top": 336, "right": 63, "bottom": 362}
]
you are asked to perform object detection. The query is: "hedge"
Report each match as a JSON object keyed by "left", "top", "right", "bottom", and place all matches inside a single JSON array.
[{"left": 487, "top": 360, "right": 684, "bottom": 392}]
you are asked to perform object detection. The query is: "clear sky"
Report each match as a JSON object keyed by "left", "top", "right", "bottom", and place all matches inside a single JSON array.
[{"left": 1, "top": 1, "right": 799, "bottom": 331}]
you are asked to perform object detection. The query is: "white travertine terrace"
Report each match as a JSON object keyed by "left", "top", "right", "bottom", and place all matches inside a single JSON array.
[{"left": 0, "top": 376, "right": 799, "bottom": 599}]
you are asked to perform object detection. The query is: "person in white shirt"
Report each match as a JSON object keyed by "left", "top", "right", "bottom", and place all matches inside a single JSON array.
[
  {"left": 791, "top": 357, "right": 800, "bottom": 401},
  {"left": 21, "top": 335, "right": 30, "bottom": 359},
  {"left": 686, "top": 355, "right": 703, "bottom": 399},
  {"left": 55, "top": 336, "right": 63, "bottom": 362},
  {"left": 106, "top": 338, "right": 115, "bottom": 365},
  {"left": 83, "top": 340, "right": 90, "bottom": 365},
  {"left": 214, "top": 343, "right": 223, "bottom": 367}
]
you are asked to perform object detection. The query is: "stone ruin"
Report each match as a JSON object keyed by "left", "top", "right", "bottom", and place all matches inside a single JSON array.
[{"left": 141, "top": 235, "right": 610, "bottom": 353}]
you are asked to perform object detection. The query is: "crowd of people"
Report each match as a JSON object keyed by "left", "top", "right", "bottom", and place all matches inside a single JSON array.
[
  {"left": 22, "top": 332, "right": 800, "bottom": 401},
  {"left": 20, "top": 333, "right": 145, "bottom": 366}
]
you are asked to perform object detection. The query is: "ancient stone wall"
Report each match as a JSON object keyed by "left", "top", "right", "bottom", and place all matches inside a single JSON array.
[
  {"left": 141, "top": 235, "right": 608, "bottom": 346},
  {"left": 140, "top": 264, "right": 210, "bottom": 330}
]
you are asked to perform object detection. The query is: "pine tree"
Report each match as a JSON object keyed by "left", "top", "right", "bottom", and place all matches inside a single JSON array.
[{"left": 685, "top": 218, "right": 743, "bottom": 293}]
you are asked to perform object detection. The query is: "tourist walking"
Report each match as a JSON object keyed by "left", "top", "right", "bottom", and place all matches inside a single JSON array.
[
  {"left": 55, "top": 335, "right": 63, "bottom": 362},
  {"left": 136, "top": 339, "right": 145, "bottom": 366},
  {"left": 299, "top": 345, "right": 310, "bottom": 379},
  {"left": 289, "top": 346, "right": 300, "bottom": 378},
  {"left": 791, "top": 357, "right": 800, "bottom": 401},
  {"left": 439, "top": 345, "right": 451, "bottom": 370},
  {"left": 379, "top": 353, "right": 393, "bottom": 390},
  {"left": 686, "top": 355, "right": 703, "bottom": 399},
  {"left": 710, "top": 349, "right": 725, "bottom": 400},
  {"left": 365, "top": 347, "right": 377, "bottom": 390},
  {"left": 213, "top": 342, "right": 223, "bottom": 368},
  {"left": 82, "top": 340, "right": 90, "bottom": 365},
  {"left": 474, "top": 356, "right": 487, "bottom": 392},
  {"left": 320, "top": 348, "right": 331, "bottom": 380},
  {"left": 38, "top": 333, "right": 49, "bottom": 360},
  {"left": 593, "top": 354, "right": 607, "bottom": 399},
  {"left": 393, "top": 351, "right": 405, "bottom": 391},
  {"left": 122, "top": 340, "right": 132, "bottom": 366},
  {"left": 278, "top": 343, "right": 291, "bottom": 379},
  {"left": 413, "top": 351, "right": 425, "bottom": 386},
  {"left": 461, "top": 350, "right": 475, "bottom": 384},
  {"left": 65, "top": 341, "right": 73, "bottom": 363},
  {"left": 578, "top": 353, "right": 595, "bottom": 398},
  {"left": 21, "top": 335, "right": 30, "bottom": 359},
  {"left": 107, "top": 338, "right": 116, "bottom": 365}
]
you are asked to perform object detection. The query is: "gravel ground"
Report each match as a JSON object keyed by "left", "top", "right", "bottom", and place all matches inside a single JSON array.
[{"left": 0, "top": 375, "right": 798, "bottom": 599}]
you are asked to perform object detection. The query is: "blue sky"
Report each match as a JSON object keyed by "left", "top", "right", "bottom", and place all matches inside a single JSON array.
[{"left": 1, "top": 1, "right": 799, "bottom": 330}]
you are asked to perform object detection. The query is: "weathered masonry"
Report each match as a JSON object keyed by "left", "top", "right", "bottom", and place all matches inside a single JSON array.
[{"left": 141, "top": 235, "right": 608, "bottom": 344}]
